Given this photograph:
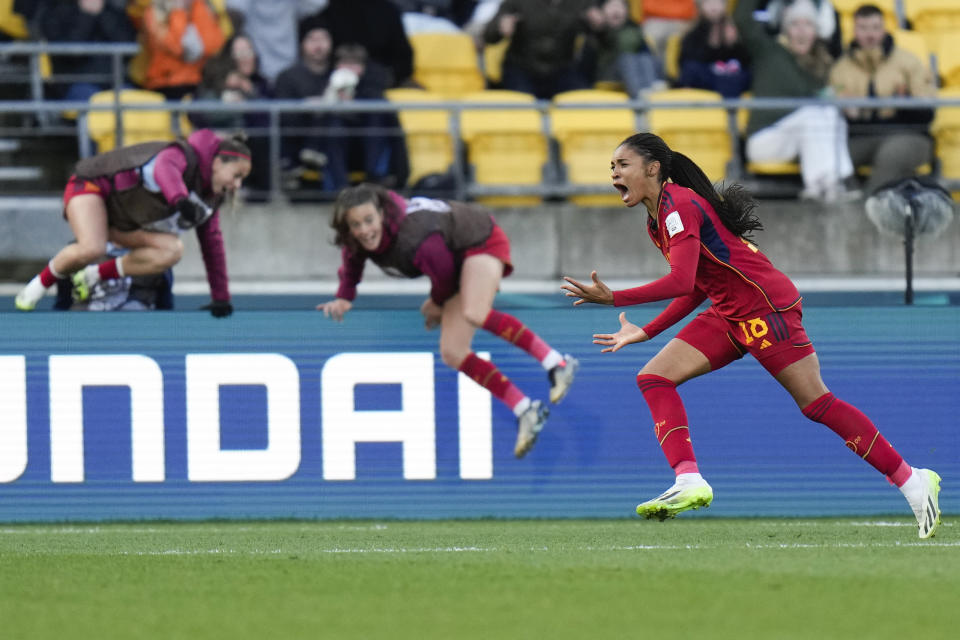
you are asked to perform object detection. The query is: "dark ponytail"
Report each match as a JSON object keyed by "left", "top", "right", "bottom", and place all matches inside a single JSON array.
[
  {"left": 215, "top": 131, "right": 252, "bottom": 163},
  {"left": 618, "top": 133, "right": 763, "bottom": 239}
]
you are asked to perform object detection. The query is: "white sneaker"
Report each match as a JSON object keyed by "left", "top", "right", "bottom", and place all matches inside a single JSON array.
[
  {"left": 548, "top": 355, "right": 579, "bottom": 404},
  {"left": 514, "top": 400, "right": 549, "bottom": 459},
  {"left": 14, "top": 276, "right": 46, "bottom": 311},
  {"left": 907, "top": 468, "right": 942, "bottom": 539},
  {"left": 636, "top": 476, "right": 713, "bottom": 521}
]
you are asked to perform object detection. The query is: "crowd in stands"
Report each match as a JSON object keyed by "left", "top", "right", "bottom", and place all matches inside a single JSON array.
[{"left": 0, "top": 0, "right": 953, "bottom": 203}]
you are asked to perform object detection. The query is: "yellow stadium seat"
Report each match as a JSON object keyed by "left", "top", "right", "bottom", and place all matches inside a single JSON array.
[
  {"left": 733, "top": 92, "right": 800, "bottom": 177},
  {"left": 903, "top": 0, "right": 960, "bottom": 51},
  {"left": 459, "top": 90, "right": 547, "bottom": 206},
  {"left": 648, "top": 88, "right": 733, "bottom": 182},
  {"left": 0, "top": 0, "right": 29, "bottom": 39},
  {"left": 663, "top": 31, "right": 684, "bottom": 82},
  {"left": 550, "top": 89, "right": 637, "bottom": 206},
  {"left": 890, "top": 29, "right": 932, "bottom": 72},
  {"left": 483, "top": 39, "right": 509, "bottom": 85},
  {"left": 385, "top": 88, "right": 456, "bottom": 186},
  {"left": 930, "top": 87, "right": 960, "bottom": 184},
  {"left": 936, "top": 31, "right": 960, "bottom": 88},
  {"left": 409, "top": 32, "right": 486, "bottom": 98},
  {"left": 87, "top": 89, "right": 175, "bottom": 152}
]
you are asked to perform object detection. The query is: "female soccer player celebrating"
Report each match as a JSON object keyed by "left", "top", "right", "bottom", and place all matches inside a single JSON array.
[
  {"left": 15, "top": 129, "right": 252, "bottom": 317},
  {"left": 561, "top": 132, "right": 942, "bottom": 538},
  {"left": 319, "top": 183, "right": 579, "bottom": 458}
]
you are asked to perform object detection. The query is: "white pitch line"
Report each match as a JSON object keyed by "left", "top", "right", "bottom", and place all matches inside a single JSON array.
[{"left": 47, "top": 540, "right": 960, "bottom": 556}]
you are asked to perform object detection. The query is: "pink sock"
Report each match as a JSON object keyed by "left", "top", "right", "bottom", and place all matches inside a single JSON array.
[
  {"left": 802, "top": 392, "right": 904, "bottom": 477},
  {"left": 482, "top": 309, "right": 553, "bottom": 363},
  {"left": 98, "top": 258, "right": 122, "bottom": 281},
  {"left": 458, "top": 352, "right": 526, "bottom": 412},
  {"left": 636, "top": 373, "right": 698, "bottom": 471}
]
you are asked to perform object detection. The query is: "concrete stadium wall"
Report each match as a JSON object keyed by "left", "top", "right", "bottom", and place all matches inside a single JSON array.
[{"left": 3, "top": 198, "right": 958, "bottom": 284}]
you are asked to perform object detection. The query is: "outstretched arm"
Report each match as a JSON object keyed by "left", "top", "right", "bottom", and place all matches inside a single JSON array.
[
  {"left": 611, "top": 236, "right": 699, "bottom": 307},
  {"left": 318, "top": 248, "right": 365, "bottom": 321}
]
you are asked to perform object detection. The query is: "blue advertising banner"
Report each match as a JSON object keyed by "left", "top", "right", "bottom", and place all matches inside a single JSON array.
[{"left": 0, "top": 303, "right": 957, "bottom": 521}]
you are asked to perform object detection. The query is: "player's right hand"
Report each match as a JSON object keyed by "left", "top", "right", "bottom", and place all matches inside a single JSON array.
[
  {"left": 592, "top": 312, "right": 649, "bottom": 353},
  {"left": 317, "top": 298, "right": 352, "bottom": 322}
]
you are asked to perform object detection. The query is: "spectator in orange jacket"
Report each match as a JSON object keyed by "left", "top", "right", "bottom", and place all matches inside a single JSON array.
[{"left": 141, "top": 0, "right": 226, "bottom": 99}]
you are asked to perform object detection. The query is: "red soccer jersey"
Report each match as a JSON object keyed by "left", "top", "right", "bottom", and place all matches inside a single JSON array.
[{"left": 613, "top": 182, "right": 800, "bottom": 325}]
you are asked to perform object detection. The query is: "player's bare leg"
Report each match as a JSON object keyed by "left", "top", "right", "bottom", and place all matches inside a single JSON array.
[{"left": 16, "top": 194, "right": 109, "bottom": 310}]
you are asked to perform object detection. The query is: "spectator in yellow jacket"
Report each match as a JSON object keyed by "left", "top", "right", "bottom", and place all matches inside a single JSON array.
[{"left": 828, "top": 3, "right": 936, "bottom": 195}]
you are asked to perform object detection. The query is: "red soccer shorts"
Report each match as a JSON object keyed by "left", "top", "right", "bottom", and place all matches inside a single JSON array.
[
  {"left": 675, "top": 302, "right": 815, "bottom": 376},
  {"left": 62, "top": 174, "right": 104, "bottom": 211},
  {"left": 465, "top": 221, "right": 514, "bottom": 277}
]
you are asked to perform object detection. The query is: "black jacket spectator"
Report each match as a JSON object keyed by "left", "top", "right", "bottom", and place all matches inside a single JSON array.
[
  {"left": 37, "top": 0, "right": 137, "bottom": 100},
  {"left": 308, "top": 0, "right": 414, "bottom": 87}
]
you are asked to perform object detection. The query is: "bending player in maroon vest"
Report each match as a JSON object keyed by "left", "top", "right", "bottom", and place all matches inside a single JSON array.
[
  {"left": 562, "top": 132, "right": 942, "bottom": 538},
  {"left": 15, "top": 129, "right": 252, "bottom": 317},
  {"left": 319, "top": 183, "right": 579, "bottom": 458}
]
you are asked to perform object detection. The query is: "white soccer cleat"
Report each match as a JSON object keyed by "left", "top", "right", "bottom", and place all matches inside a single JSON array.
[
  {"left": 548, "top": 355, "right": 579, "bottom": 404},
  {"left": 514, "top": 400, "right": 549, "bottom": 459},
  {"left": 636, "top": 476, "right": 714, "bottom": 521},
  {"left": 14, "top": 276, "right": 46, "bottom": 311},
  {"left": 909, "top": 468, "right": 942, "bottom": 539}
]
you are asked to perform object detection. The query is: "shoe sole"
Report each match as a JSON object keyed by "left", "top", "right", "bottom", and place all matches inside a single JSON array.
[
  {"left": 919, "top": 470, "right": 942, "bottom": 540},
  {"left": 72, "top": 272, "right": 91, "bottom": 303},
  {"left": 636, "top": 489, "right": 714, "bottom": 521},
  {"left": 513, "top": 434, "right": 537, "bottom": 459},
  {"left": 514, "top": 405, "right": 549, "bottom": 459},
  {"left": 14, "top": 297, "right": 36, "bottom": 311},
  {"left": 549, "top": 358, "right": 579, "bottom": 404}
]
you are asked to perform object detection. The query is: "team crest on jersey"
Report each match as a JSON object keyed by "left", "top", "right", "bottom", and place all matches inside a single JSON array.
[{"left": 664, "top": 211, "right": 684, "bottom": 238}]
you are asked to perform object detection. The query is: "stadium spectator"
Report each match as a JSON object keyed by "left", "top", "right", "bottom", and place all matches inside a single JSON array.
[
  {"left": 482, "top": 0, "right": 603, "bottom": 100},
  {"left": 734, "top": 0, "right": 857, "bottom": 203},
  {"left": 224, "top": 0, "right": 327, "bottom": 86},
  {"left": 194, "top": 33, "right": 270, "bottom": 129},
  {"left": 561, "top": 132, "right": 941, "bottom": 539},
  {"left": 192, "top": 33, "right": 272, "bottom": 194},
  {"left": 591, "top": 0, "right": 665, "bottom": 98},
  {"left": 307, "top": 0, "right": 415, "bottom": 88},
  {"left": 14, "top": 129, "right": 250, "bottom": 317},
  {"left": 318, "top": 183, "right": 580, "bottom": 458},
  {"left": 676, "top": 0, "right": 751, "bottom": 98},
  {"left": 639, "top": 0, "right": 697, "bottom": 56},
  {"left": 274, "top": 19, "right": 407, "bottom": 192},
  {"left": 828, "top": 3, "right": 936, "bottom": 196},
  {"left": 138, "top": 0, "right": 227, "bottom": 100},
  {"left": 762, "top": 0, "right": 842, "bottom": 57},
  {"left": 35, "top": 0, "right": 137, "bottom": 102}
]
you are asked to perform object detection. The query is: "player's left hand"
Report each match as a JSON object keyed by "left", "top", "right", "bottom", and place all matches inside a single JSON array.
[
  {"left": 561, "top": 270, "right": 614, "bottom": 306},
  {"left": 593, "top": 312, "right": 648, "bottom": 352},
  {"left": 420, "top": 297, "right": 442, "bottom": 330},
  {"left": 203, "top": 299, "right": 233, "bottom": 318}
]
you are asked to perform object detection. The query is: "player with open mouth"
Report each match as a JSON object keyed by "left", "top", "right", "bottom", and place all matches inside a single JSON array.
[{"left": 562, "top": 132, "right": 942, "bottom": 538}]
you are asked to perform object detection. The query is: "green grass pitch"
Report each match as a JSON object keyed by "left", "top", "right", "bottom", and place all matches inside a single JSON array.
[{"left": 1, "top": 518, "right": 956, "bottom": 639}]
